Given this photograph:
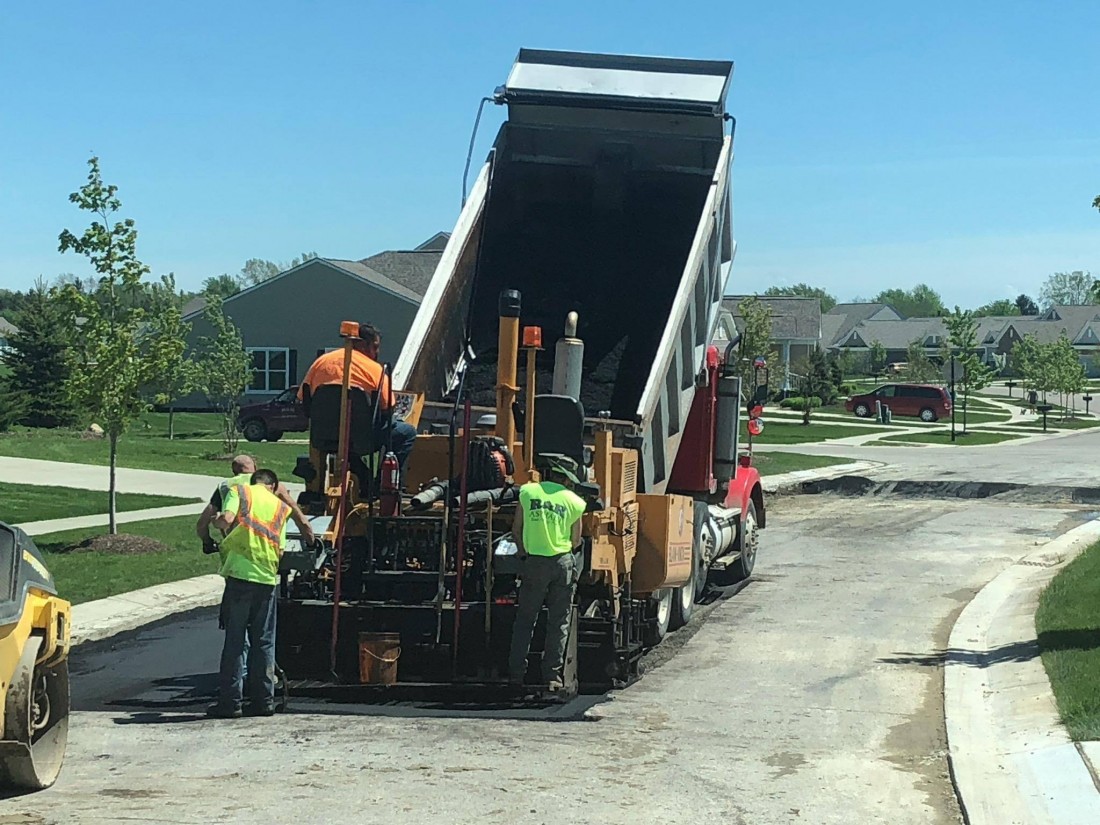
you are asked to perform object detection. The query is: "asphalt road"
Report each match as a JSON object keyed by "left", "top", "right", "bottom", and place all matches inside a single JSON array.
[{"left": 5, "top": 485, "right": 1093, "bottom": 824}]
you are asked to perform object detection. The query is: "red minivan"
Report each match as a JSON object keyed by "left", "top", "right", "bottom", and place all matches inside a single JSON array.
[
  {"left": 237, "top": 386, "right": 309, "bottom": 442},
  {"left": 845, "top": 383, "right": 952, "bottom": 422}
]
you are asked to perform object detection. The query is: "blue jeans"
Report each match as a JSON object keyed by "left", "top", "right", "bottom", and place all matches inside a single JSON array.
[
  {"left": 386, "top": 420, "right": 417, "bottom": 478},
  {"left": 217, "top": 577, "right": 277, "bottom": 711}
]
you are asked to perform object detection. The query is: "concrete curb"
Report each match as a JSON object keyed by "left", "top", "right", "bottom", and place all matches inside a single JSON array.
[
  {"left": 946, "top": 517, "right": 1100, "bottom": 824},
  {"left": 761, "top": 460, "right": 883, "bottom": 494},
  {"left": 70, "top": 574, "right": 224, "bottom": 647}
]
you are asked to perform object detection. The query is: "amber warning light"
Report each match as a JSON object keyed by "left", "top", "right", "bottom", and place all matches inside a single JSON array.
[
  {"left": 340, "top": 320, "right": 359, "bottom": 338},
  {"left": 522, "top": 326, "right": 543, "bottom": 348}
]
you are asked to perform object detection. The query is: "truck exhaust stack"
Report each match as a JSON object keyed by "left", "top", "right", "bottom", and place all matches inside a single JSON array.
[{"left": 552, "top": 311, "right": 583, "bottom": 402}]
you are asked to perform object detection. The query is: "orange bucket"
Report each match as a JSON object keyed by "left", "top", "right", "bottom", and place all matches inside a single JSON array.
[{"left": 358, "top": 632, "right": 401, "bottom": 684}]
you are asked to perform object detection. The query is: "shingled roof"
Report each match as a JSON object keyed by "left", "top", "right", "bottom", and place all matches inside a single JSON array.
[
  {"left": 325, "top": 259, "right": 422, "bottom": 302},
  {"left": 722, "top": 296, "right": 821, "bottom": 341},
  {"left": 357, "top": 248, "right": 444, "bottom": 298}
]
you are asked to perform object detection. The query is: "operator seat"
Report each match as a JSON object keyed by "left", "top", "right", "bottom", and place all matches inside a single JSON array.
[
  {"left": 304, "top": 385, "right": 383, "bottom": 496},
  {"left": 532, "top": 394, "right": 585, "bottom": 468}
]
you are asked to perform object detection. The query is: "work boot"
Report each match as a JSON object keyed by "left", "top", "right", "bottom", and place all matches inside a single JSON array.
[
  {"left": 206, "top": 703, "right": 242, "bottom": 719},
  {"left": 243, "top": 703, "right": 276, "bottom": 718}
]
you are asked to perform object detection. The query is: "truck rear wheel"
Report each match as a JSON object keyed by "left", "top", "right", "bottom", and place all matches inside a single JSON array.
[
  {"left": 644, "top": 589, "right": 672, "bottom": 646},
  {"left": 671, "top": 541, "right": 700, "bottom": 629}
]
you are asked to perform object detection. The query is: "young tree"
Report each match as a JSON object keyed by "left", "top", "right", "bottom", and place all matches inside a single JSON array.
[
  {"left": 1039, "top": 270, "right": 1095, "bottom": 308},
  {"left": 1012, "top": 334, "right": 1052, "bottom": 401},
  {"left": 943, "top": 307, "right": 995, "bottom": 432},
  {"left": 792, "top": 347, "right": 832, "bottom": 424},
  {"left": 1015, "top": 294, "right": 1039, "bottom": 316},
  {"left": 904, "top": 339, "right": 941, "bottom": 382},
  {"left": 733, "top": 297, "right": 776, "bottom": 402},
  {"left": 763, "top": 283, "right": 838, "bottom": 312},
  {"left": 146, "top": 274, "right": 195, "bottom": 439},
  {"left": 1, "top": 281, "right": 77, "bottom": 427},
  {"left": 192, "top": 296, "right": 251, "bottom": 454},
  {"left": 1049, "top": 335, "right": 1086, "bottom": 418},
  {"left": 58, "top": 156, "right": 167, "bottom": 534},
  {"left": 868, "top": 340, "right": 888, "bottom": 375}
]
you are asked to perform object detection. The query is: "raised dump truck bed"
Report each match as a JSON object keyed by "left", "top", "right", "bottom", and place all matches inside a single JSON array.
[{"left": 393, "top": 49, "right": 736, "bottom": 494}]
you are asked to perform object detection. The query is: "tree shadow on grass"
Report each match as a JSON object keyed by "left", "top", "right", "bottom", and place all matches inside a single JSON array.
[{"left": 878, "top": 628, "right": 1100, "bottom": 669}]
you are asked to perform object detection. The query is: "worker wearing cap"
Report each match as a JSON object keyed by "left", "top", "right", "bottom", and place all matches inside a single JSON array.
[
  {"left": 196, "top": 454, "right": 315, "bottom": 558},
  {"left": 508, "top": 454, "right": 587, "bottom": 691},
  {"left": 208, "top": 468, "right": 292, "bottom": 719},
  {"left": 298, "top": 321, "right": 417, "bottom": 481}
]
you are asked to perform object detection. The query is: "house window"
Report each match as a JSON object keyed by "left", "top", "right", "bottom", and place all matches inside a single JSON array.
[{"left": 248, "top": 347, "right": 291, "bottom": 393}]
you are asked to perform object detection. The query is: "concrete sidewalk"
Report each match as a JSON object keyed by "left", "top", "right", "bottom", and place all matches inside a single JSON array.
[
  {"left": 0, "top": 455, "right": 223, "bottom": 498},
  {"left": 17, "top": 502, "right": 206, "bottom": 536},
  {"left": 946, "top": 517, "right": 1100, "bottom": 824}
]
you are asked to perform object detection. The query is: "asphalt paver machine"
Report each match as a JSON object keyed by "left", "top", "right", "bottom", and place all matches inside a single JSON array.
[{"left": 278, "top": 48, "right": 767, "bottom": 700}]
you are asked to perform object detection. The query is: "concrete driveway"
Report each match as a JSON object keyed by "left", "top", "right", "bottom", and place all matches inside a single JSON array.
[{"left": 759, "top": 427, "right": 1100, "bottom": 489}]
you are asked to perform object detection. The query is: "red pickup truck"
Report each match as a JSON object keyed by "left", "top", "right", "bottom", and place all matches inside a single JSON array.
[{"left": 237, "top": 386, "right": 308, "bottom": 442}]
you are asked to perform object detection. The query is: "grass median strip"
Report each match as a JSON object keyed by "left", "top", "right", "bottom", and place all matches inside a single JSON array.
[
  {"left": 1037, "top": 540, "right": 1100, "bottom": 740},
  {"left": 869, "top": 430, "right": 1024, "bottom": 446},
  {"left": 33, "top": 514, "right": 218, "bottom": 605},
  {"left": 741, "top": 421, "right": 888, "bottom": 444},
  {"left": 4, "top": 483, "right": 197, "bottom": 524},
  {"left": 751, "top": 453, "right": 852, "bottom": 476},
  {"left": 1003, "top": 418, "right": 1100, "bottom": 430}
]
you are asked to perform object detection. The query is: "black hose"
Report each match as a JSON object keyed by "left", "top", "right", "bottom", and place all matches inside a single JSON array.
[{"left": 462, "top": 97, "right": 495, "bottom": 209}]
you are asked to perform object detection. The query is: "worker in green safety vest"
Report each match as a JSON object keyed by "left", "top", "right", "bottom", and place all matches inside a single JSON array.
[
  {"left": 508, "top": 453, "right": 587, "bottom": 692},
  {"left": 208, "top": 468, "right": 292, "bottom": 719}
]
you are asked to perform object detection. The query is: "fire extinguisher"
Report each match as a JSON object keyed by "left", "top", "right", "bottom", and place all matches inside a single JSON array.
[{"left": 379, "top": 452, "right": 401, "bottom": 517}]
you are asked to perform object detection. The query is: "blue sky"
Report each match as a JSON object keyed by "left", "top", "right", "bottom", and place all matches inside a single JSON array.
[{"left": 1, "top": 1, "right": 1097, "bottom": 307}]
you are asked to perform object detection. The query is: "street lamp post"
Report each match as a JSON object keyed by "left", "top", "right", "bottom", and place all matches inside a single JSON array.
[{"left": 949, "top": 355, "right": 957, "bottom": 443}]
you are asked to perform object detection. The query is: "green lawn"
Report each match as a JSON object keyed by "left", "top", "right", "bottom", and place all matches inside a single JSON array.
[
  {"left": 33, "top": 515, "right": 217, "bottom": 605},
  {"left": 751, "top": 453, "right": 852, "bottom": 476},
  {"left": 743, "top": 420, "right": 888, "bottom": 444},
  {"left": 0, "top": 427, "right": 304, "bottom": 477},
  {"left": 949, "top": 410, "right": 1011, "bottom": 425},
  {"left": 871, "top": 430, "right": 1024, "bottom": 446},
  {"left": 1037, "top": 540, "right": 1100, "bottom": 740},
  {"left": 1, "top": 482, "right": 195, "bottom": 524}
]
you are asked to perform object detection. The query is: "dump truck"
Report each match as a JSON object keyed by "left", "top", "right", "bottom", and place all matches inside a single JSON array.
[{"left": 279, "top": 48, "right": 766, "bottom": 696}]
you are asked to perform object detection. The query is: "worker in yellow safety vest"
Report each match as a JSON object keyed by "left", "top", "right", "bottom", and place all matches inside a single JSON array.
[
  {"left": 208, "top": 468, "right": 292, "bottom": 719},
  {"left": 508, "top": 453, "right": 587, "bottom": 692}
]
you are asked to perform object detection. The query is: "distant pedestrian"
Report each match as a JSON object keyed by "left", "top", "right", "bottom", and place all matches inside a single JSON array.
[
  {"left": 208, "top": 468, "right": 292, "bottom": 719},
  {"left": 1027, "top": 389, "right": 1038, "bottom": 414}
]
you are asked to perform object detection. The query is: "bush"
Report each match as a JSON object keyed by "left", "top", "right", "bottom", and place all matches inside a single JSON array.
[{"left": 779, "top": 396, "right": 823, "bottom": 409}]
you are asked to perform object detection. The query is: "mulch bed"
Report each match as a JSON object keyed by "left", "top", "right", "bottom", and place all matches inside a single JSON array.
[{"left": 64, "top": 534, "right": 172, "bottom": 555}]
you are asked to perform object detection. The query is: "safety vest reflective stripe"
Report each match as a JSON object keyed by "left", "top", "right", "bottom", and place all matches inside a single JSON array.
[{"left": 234, "top": 485, "right": 289, "bottom": 549}]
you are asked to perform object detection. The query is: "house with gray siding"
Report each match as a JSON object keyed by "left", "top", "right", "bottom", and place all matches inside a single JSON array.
[
  {"left": 182, "top": 236, "right": 446, "bottom": 408},
  {"left": 716, "top": 296, "right": 822, "bottom": 389}
]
